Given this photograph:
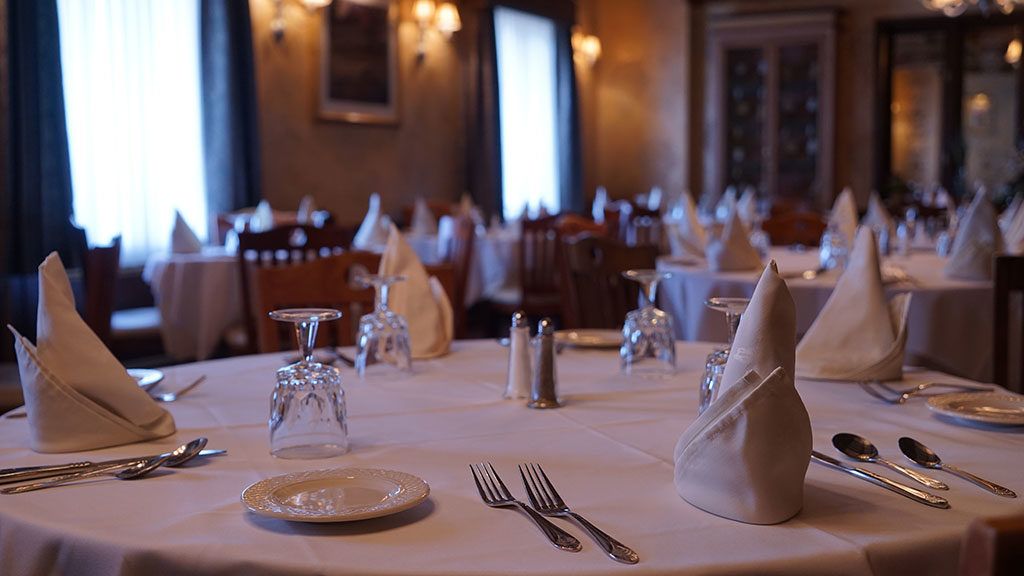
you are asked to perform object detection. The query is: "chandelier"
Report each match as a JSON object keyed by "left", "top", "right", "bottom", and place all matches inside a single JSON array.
[{"left": 923, "top": 0, "right": 1024, "bottom": 16}]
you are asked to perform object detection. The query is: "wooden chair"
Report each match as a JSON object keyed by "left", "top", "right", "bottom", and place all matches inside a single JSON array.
[
  {"left": 561, "top": 234, "right": 658, "bottom": 329},
  {"left": 959, "top": 513, "right": 1024, "bottom": 576},
  {"left": 994, "top": 256, "right": 1024, "bottom": 392},
  {"left": 252, "top": 252, "right": 381, "bottom": 353},
  {"left": 489, "top": 215, "right": 563, "bottom": 319},
  {"left": 442, "top": 216, "right": 475, "bottom": 338},
  {"left": 762, "top": 211, "right": 827, "bottom": 246},
  {"left": 237, "top": 225, "right": 355, "bottom": 353},
  {"left": 555, "top": 213, "right": 606, "bottom": 237}
]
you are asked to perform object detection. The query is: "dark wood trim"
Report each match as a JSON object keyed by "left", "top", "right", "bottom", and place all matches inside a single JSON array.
[{"left": 874, "top": 24, "right": 893, "bottom": 194}]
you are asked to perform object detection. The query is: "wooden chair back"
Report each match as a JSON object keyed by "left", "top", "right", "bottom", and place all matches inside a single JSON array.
[
  {"left": 994, "top": 256, "right": 1024, "bottom": 392},
  {"left": 445, "top": 216, "right": 475, "bottom": 337},
  {"left": 555, "top": 213, "right": 607, "bottom": 237},
  {"left": 762, "top": 211, "right": 826, "bottom": 246},
  {"left": 252, "top": 252, "right": 381, "bottom": 353},
  {"left": 959, "top": 513, "right": 1024, "bottom": 576},
  {"left": 82, "top": 236, "right": 122, "bottom": 345},
  {"left": 519, "top": 215, "right": 562, "bottom": 309},
  {"left": 561, "top": 234, "right": 658, "bottom": 329}
]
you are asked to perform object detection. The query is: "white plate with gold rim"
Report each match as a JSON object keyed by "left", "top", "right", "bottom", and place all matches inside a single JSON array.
[
  {"left": 927, "top": 392, "right": 1024, "bottom": 426},
  {"left": 554, "top": 329, "right": 622, "bottom": 349},
  {"left": 241, "top": 468, "right": 430, "bottom": 522}
]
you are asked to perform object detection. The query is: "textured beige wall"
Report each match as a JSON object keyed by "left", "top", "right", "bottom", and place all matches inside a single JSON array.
[{"left": 250, "top": 0, "right": 466, "bottom": 226}]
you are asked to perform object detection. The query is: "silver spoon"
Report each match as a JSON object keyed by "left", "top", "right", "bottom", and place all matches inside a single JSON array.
[
  {"left": 899, "top": 437, "right": 1017, "bottom": 498},
  {"left": 2, "top": 438, "right": 208, "bottom": 494},
  {"left": 832, "top": 433, "right": 948, "bottom": 490}
]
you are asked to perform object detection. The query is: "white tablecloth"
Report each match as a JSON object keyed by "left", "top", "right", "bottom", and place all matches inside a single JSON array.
[
  {"left": 1, "top": 341, "right": 1021, "bottom": 576},
  {"left": 142, "top": 248, "right": 241, "bottom": 361},
  {"left": 406, "top": 230, "right": 519, "bottom": 306},
  {"left": 658, "top": 248, "right": 994, "bottom": 383}
]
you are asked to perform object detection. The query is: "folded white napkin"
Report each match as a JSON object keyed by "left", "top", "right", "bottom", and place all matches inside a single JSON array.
[
  {"left": 171, "top": 210, "right": 202, "bottom": 254},
  {"left": 9, "top": 254, "right": 175, "bottom": 453},
  {"left": 675, "top": 262, "right": 811, "bottom": 525},
  {"left": 410, "top": 197, "right": 438, "bottom": 236},
  {"left": 296, "top": 195, "right": 317, "bottom": 224},
  {"left": 797, "top": 228, "right": 912, "bottom": 381},
  {"left": 249, "top": 199, "right": 275, "bottom": 233},
  {"left": 862, "top": 191, "right": 895, "bottom": 236},
  {"left": 592, "top": 186, "right": 608, "bottom": 223},
  {"left": 1004, "top": 196, "right": 1024, "bottom": 255},
  {"left": 352, "top": 193, "right": 392, "bottom": 251},
  {"left": 647, "top": 186, "right": 663, "bottom": 211},
  {"left": 715, "top": 186, "right": 738, "bottom": 222},
  {"left": 664, "top": 191, "right": 706, "bottom": 260},
  {"left": 829, "top": 187, "right": 859, "bottom": 248},
  {"left": 999, "top": 194, "right": 1021, "bottom": 233},
  {"left": 944, "top": 192, "right": 1004, "bottom": 279},
  {"left": 737, "top": 186, "right": 757, "bottom": 226},
  {"left": 379, "top": 224, "right": 453, "bottom": 359},
  {"left": 705, "top": 210, "right": 762, "bottom": 272}
]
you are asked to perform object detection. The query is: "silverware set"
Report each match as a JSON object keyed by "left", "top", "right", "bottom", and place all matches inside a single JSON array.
[
  {"left": 859, "top": 381, "right": 991, "bottom": 404},
  {"left": 470, "top": 462, "right": 638, "bottom": 564},
  {"left": 813, "top": 432, "right": 1016, "bottom": 508}
]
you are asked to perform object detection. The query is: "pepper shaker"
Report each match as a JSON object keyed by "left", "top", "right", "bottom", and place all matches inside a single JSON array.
[
  {"left": 503, "top": 311, "right": 531, "bottom": 400},
  {"left": 528, "top": 318, "right": 561, "bottom": 409}
]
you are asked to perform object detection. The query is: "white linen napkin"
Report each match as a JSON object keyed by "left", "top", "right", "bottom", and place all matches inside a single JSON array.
[
  {"left": 664, "top": 191, "right": 706, "bottom": 260},
  {"left": 674, "top": 262, "right": 811, "bottom": 525},
  {"left": 796, "top": 228, "right": 912, "bottom": 381},
  {"left": 705, "top": 210, "right": 762, "bottom": 272},
  {"left": 862, "top": 191, "right": 895, "bottom": 236},
  {"left": 352, "top": 193, "right": 392, "bottom": 251},
  {"left": 945, "top": 192, "right": 1004, "bottom": 279},
  {"left": 249, "top": 199, "right": 275, "bottom": 232},
  {"left": 592, "top": 186, "right": 608, "bottom": 223},
  {"left": 829, "top": 187, "right": 858, "bottom": 248},
  {"left": 999, "top": 193, "right": 1021, "bottom": 233},
  {"left": 647, "top": 186, "right": 663, "bottom": 211},
  {"left": 379, "top": 224, "right": 453, "bottom": 359},
  {"left": 714, "top": 186, "right": 737, "bottom": 222},
  {"left": 736, "top": 186, "right": 757, "bottom": 226},
  {"left": 9, "top": 253, "right": 175, "bottom": 453},
  {"left": 296, "top": 195, "right": 317, "bottom": 224},
  {"left": 171, "top": 210, "right": 202, "bottom": 254},
  {"left": 410, "top": 197, "right": 438, "bottom": 236},
  {"left": 1004, "top": 196, "right": 1024, "bottom": 255}
]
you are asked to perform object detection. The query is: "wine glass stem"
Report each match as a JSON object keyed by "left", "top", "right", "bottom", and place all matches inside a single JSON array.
[
  {"left": 376, "top": 282, "right": 390, "bottom": 313},
  {"left": 725, "top": 313, "right": 740, "bottom": 346},
  {"left": 640, "top": 279, "right": 659, "bottom": 309},
  {"left": 294, "top": 320, "right": 318, "bottom": 364}
]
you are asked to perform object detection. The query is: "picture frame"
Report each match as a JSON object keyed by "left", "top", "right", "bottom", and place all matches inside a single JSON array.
[{"left": 318, "top": 0, "right": 399, "bottom": 125}]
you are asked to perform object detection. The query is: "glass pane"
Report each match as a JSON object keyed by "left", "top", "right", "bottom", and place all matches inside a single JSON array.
[
  {"left": 724, "top": 48, "right": 765, "bottom": 191},
  {"left": 962, "top": 25, "right": 1018, "bottom": 198},
  {"left": 890, "top": 31, "right": 946, "bottom": 190},
  {"left": 776, "top": 43, "right": 820, "bottom": 201}
]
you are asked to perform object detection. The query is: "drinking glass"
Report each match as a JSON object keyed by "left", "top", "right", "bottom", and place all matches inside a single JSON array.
[
  {"left": 818, "top": 223, "right": 849, "bottom": 271},
  {"left": 355, "top": 274, "right": 412, "bottom": 377},
  {"left": 699, "top": 297, "right": 751, "bottom": 412},
  {"left": 620, "top": 270, "right": 676, "bottom": 376},
  {"left": 269, "top": 308, "right": 349, "bottom": 459}
]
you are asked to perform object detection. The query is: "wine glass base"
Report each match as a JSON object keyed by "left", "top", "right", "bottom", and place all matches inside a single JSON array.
[{"left": 271, "top": 440, "right": 349, "bottom": 460}]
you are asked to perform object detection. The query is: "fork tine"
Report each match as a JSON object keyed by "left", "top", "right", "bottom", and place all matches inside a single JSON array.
[
  {"left": 526, "top": 464, "right": 552, "bottom": 508},
  {"left": 859, "top": 382, "right": 896, "bottom": 403},
  {"left": 534, "top": 463, "right": 566, "bottom": 508},
  {"left": 470, "top": 465, "right": 491, "bottom": 503},
  {"left": 518, "top": 465, "right": 542, "bottom": 509},
  {"left": 486, "top": 462, "right": 513, "bottom": 499},
  {"left": 478, "top": 463, "right": 500, "bottom": 501}
]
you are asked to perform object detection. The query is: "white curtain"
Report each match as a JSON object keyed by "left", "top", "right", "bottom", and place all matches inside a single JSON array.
[
  {"left": 494, "top": 7, "right": 560, "bottom": 220},
  {"left": 57, "top": 0, "right": 207, "bottom": 266}
]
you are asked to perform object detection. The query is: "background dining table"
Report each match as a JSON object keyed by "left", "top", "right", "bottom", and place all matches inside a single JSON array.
[
  {"left": 657, "top": 247, "right": 995, "bottom": 383},
  {"left": 0, "top": 340, "right": 1021, "bottom": 576}
]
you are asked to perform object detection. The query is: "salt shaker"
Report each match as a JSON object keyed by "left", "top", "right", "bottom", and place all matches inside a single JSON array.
[
  {"left": 503, "top": 311, "right": 531, "bottom": 400},
  {"left": 528, "top": 318, "right": 561, "bottom": 409}
]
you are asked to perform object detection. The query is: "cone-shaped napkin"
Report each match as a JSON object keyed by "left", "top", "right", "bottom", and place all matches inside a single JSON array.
[
  {"left": 353, "top": 193, "right": 391, "bottom": 251},
  {"left": 737, "top": 186, "right": 757, "bottom": 226},
  {"left": 171, "top": 210, "right": 202, "bottom": 254},
  {"left": 829, "top": 187, "right": 858, "bottom": 248},
  {"left": 705, "top": 210, "right": 762, "bottom": 272},
  {"left": 945, "top": 192, "right": 1004, "bottom": 279},
  {"left": 1004, "top": 197, "right": 1024, "bottom": 255},
  {"left": 674, "top": 263, "right": 811, "bottom": 525},
  {"left": 9, "top": 254, "right": 175, "bottom": 453},
  {"left": 714, "top": 186, "right": 737, "bottom": 222},
  {"left": 665, "top": 191, "right": 706, "bottom": 260},
  {"left": 249, "top": 199, "right": 275, "bottom": 232},
  {"left": 379, "top": 224, "right": 453, "bottom": 358},
  {"left": 410, "top": 197, "right": 438, "bottom": 236},
  {"left": 647, "top": 186, "right": 663, "bottom": 211},
  {"left": 862, "top": 191, "right": 895, "bottom": 237},
  {"left": 797, "top": 228, "right": 912, "bottom": 381},
  {"left": 999, "top": 194, "right": 1021, "bottom": 233},
  {"left": 592, "top": 186, "right": 608, "bottom": 223},
  {"left": 296, "top": 195, "right": 317, "bottom": 224}
]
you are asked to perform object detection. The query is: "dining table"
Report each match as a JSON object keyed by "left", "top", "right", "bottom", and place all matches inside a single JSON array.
[
  {"left": 1, "top": 340, "right": 1021, "bottom": 576},
  {"left": 657, "top": 247, "right": 995, "bottom": 383},
  {"left": 405, "top": 228, "right": 520, "bottom": 306}
]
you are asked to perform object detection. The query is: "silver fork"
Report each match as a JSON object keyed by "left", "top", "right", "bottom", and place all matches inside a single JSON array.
[
  {"left": 152, "top": 375, "right": 207, "bottom": 403},
  {"left": 519, "top": 463, "right": 639, "bottom": 564},
  {"left": 470, "top": 463, "right": 581, "bottom": 552},
  {"left": 860, "top": 381, "right": 991, "bottom": 405}
]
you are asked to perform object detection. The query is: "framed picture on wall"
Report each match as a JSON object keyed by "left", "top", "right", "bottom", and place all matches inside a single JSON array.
[{"left": 318, "top": 0, "right": 399, "bottom": 124}]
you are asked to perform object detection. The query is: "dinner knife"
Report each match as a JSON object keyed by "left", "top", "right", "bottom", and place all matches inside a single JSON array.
[
  {"left": 811, "top": 451, "right": 950, "bottom": 509},
  {"left": 0, "top": 449, "right": 226, "bottom": 485}
]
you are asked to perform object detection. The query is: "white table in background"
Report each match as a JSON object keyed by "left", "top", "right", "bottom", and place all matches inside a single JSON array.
[
  {"left": 405, "top": 230, "right": 520, "bottom": 306},
  {"left": 0, "top": 341, "right": 1021, "bottom": 576},
  {"left": 657, "top": 247, "right": 994, "bottom": 383}
]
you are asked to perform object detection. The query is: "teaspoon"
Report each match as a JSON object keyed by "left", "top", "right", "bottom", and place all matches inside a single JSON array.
[
  {"left": 898, "top": 437, "right": 1016, "bottom": 498},
  {"left": 832, "top": 433, "right": 948, "bottom": 490}
]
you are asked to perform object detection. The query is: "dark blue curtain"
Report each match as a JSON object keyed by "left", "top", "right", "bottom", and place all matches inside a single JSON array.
[
  {"left": 465, "top": 4, "right": 503, "bottom": 219},
  {"left": 201, "top": 0, "right": 261, "bottom": 214}
]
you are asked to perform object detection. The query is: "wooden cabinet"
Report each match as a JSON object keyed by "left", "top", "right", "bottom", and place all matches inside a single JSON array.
[{"left": 704, "top": 11, "right": 836, "bottom": 209}]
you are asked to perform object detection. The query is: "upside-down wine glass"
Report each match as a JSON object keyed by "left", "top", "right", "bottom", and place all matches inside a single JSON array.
[
  {"left": 355, "top": 274, "right": 412, "bottom": 377},
  {"left": 620, "top": 270, "right": 676, "bottom": 376},
  {"left": 268, "top": 308, "right": 349, "bottom": 459},
  {"left": 698, "top": 297, "right": 751, "bottom": 414}
]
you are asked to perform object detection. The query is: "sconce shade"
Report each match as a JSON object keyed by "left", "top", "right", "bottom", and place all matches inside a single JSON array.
[
  {"left": 435, "top": 3, "right": 462, "bottom": 38},
  {"left": 413, "top": 0, "right": 436, "bottom": 26},
  {"left": 302, "top": 0, "right": 332, "bottom": 8}
]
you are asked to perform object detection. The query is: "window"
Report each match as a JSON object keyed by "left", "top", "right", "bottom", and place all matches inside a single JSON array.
[
  {"left": 494, "top": 6, "right": 561, "bottom": 220},
  {"left": 57, "top": 0, "right": 207, "bottom": 265}
]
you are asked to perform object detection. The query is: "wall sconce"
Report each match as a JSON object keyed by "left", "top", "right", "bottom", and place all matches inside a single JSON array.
[
  {"left": 412, "top": 0, "right": 462, "bottom": 59},
  {"left": 572, "top": 28, "right": 602, "bottom": 67},
  {"left": 271, "top": 0, "right": 332, "bottom": 42}
]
